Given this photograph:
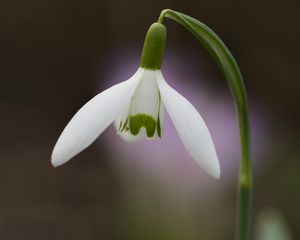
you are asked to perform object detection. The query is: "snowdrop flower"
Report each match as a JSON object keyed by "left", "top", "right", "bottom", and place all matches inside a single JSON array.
[{"left": 51, "top": 23, "right": 220, "bottom": 178}]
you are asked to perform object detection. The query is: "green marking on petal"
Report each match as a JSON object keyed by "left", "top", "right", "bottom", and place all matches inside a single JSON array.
[
  {"left": 121, "top": 118, "right": 129, "bottom": 132},
  {"left": 119, "top": 119, "right": 123, "bottom": 131},
  {"left": 157, "top": 93, "right": 162, "bottom": 138},
  {"left": 157, "top": 116, "right": 161, "bottom": 138},
  {"left": 129, "top": 114, "right": 156, "bottom": 138}
]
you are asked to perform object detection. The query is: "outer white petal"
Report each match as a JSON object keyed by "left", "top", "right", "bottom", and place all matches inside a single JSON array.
[
  {"left": 51, "top": 68, "right": 144, "bottom": 167},
  {"left": 156, "top": 71, "right": 220, "bottom": 178}
]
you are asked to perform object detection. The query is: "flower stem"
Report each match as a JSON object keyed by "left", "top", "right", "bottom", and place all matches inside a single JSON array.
[
  {"left": 157, "top": 9, "right": 170, "bottom": 23},
  {"left": 158, "top": 9, "right": 253, "bottom": 240},
  {"left": 237, "top": 102, "right": 252, "bottom": 240}
]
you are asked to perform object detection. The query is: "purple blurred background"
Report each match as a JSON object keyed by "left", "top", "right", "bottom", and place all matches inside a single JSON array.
[{"left": 1, "top": 0, "right": 299, "bottom": 239}]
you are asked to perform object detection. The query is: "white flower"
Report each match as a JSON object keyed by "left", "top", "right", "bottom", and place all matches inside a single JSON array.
[{"left": 51, "top": 67, "right": 220, "bottom": 178}]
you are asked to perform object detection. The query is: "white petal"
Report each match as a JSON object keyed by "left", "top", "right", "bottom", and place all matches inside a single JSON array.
[
  {"left": 114, "top": 101, "right": 143, "bottom": 142},
  {"left": 51, "top": 68, "right": 144, "bottom": 167},
  {"left": 114, "top": 69, "right": 162, "bottom": 140},
  {"left": 118, "top": 129, "right": 144, "bottom": 142},
  {"left": 130, "top": 69, "right": 160, "bottom": 119},
  {"left": 114, "top": 100, "right": 131, "bottom": 131},
  {"left": 156, "top": 71, "right": 220, "bottom": 178}
]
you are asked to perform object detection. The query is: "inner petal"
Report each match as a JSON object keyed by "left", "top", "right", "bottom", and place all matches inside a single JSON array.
[
  {"left": 114, "top": 100, "right": 130, "bottom": 132},
  {"left": 118, "top": 127, "right": 144, "bottom": 142},
  {"left": 129, "top": 70, "right": 160, "bottom": 138}
]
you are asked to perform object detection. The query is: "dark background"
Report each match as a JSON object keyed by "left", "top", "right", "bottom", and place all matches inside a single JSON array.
[{"left": 1, "top": 0, "right": 299, "bottom": 239}]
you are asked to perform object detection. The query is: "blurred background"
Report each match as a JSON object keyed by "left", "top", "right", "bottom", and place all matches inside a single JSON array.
[{"left": 1, "top": 0, "right": 299, "bottom": 239}]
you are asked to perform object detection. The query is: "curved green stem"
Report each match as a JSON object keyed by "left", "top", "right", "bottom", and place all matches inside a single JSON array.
[
  {"left": 158, "top": 9, "right": 252, "bottom": 240},
  {"left": 157, "top": 9, "right": 170, "bottom": 23}
]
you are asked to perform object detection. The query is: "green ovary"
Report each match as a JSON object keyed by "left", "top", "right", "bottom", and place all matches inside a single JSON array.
[{"left": 129, "top": 114, "right": 158, "bottom": 138}]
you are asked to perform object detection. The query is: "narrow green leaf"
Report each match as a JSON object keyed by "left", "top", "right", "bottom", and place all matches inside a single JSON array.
[
  {"left": 163, "top": 9, "right": 251, "bottom": 186},
  {"left": 160, "top": 9, "right": 252, "bottom": 240}
]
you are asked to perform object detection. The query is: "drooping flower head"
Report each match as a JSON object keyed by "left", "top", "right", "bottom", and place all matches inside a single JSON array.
[{"left": 51, "top": 22, "right": 220, "bottom": 178}]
